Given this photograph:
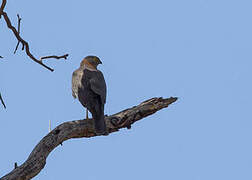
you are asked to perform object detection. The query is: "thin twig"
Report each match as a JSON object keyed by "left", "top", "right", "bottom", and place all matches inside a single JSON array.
[
  {"left": 40, "top": 54, "right": 69, "bottom": 61},
  {"left": 14, "top": 14, "right": 21, "bottom": 54},
  {"left": 14, "top": 162, "right": 18, "bottom": 169},
  {"left": 49, "top": 120, "right": 51, "bottom": 132},
  {"left": 0, "top": 92, "right": 6, "bottom": 109},
  {"left": 0, "top": 0, "right": 6, "bottom": 18}
]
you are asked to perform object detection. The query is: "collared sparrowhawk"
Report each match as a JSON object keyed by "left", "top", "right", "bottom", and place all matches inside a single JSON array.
[{"left": 72, "top": 56, "right": 107, "bottom": 135}]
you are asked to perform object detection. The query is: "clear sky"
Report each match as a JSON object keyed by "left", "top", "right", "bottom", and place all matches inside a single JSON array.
[{"left": 1, "top": 0, "right": 252, "bottom": 179}]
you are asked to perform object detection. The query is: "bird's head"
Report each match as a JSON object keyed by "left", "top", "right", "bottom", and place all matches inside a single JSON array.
[{"left": 80, "top": 55, "right": 102, "bottom": 70}]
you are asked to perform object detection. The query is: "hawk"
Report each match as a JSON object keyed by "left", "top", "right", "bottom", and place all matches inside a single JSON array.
[{"left": 72, "top": 56, "right": 107, "bottom": 135}]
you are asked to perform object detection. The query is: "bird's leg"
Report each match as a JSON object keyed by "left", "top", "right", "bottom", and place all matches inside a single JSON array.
[{"left": 86, "top": 108, "right": 89, "bottom": 120}]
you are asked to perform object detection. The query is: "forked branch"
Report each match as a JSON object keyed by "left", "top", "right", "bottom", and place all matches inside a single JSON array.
[
  {"left": 0, "top": 0, "right": 68, "bottom": 72},
  {"left": 1, "top": 97, "right": 177, "bottom": 180}
]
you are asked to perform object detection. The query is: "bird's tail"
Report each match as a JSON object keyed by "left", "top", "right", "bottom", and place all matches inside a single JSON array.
[{"left": 92, "top": 104, "right": 107, "bottom": 135}]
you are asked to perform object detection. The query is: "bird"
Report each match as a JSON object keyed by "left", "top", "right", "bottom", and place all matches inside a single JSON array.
[{"left": 72, "top": 56, "right": 107, "bottom": 135}]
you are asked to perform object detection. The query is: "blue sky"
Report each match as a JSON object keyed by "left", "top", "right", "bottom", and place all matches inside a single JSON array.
[{"left": 1, "top": 0, "right": 252, "bottom": 179}]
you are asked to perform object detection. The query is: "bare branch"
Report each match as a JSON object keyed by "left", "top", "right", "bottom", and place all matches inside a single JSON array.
[
  {"left": 14, "top": 14, "right": 21, "bottom": 54},
  {"left": 40, "top": 54, "right": 69, "bottom": 62},
  {"left": 0, "top": 0, "right": 69, "bottom": 112},
  {"left": 1, "top": 0, "right": 68, "bottom": 72},
  {"left": 1, "top": 97, "right": 178, "bottom": 180},
  {"left": 2, "top": 11, "right": 68, "bottom": 72},
  {"left": 0, "top": 92, "right": 6, "bottom": 109},
  {"left": 0, "top": 0, "right": 6, "bottom": 18}
]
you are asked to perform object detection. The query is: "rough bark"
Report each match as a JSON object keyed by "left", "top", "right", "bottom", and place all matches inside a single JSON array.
[{"left": 1, "top": 97, "right": 177, "bottom": 180}]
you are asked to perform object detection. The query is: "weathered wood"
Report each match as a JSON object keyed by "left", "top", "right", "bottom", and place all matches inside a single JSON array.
[{"left": 1, "top": 97, "right": 177, "bottom": 180}]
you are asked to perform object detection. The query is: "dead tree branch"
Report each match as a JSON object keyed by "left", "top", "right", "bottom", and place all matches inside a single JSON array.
[
  {"left": 0, "top": 0, "right": 69, "bottom": 108},
  {"left": 0, "top": 0, "right": 6, "bottom": 58},
  {"left": 0, "top": 0, "right": 68, "bottom": 72},
  {"left": 40, "top": 54, "right": 69, "bottom": 61},
  {"left": 0, "top": 97, "right": 177, "bottom": 180},
  {"left": 0, "top": 0, "right": 6, "bottom": 18},
  {"left": 13, "top": 14, "right": 21, "bottom": 54},
  {"left": 0, "top": 92, "right": 6, "bottom": 108}
]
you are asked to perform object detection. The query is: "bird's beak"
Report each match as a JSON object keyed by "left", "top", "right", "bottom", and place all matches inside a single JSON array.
[{"left": 97, "top": 59, "right": 102, "bottom": 64}]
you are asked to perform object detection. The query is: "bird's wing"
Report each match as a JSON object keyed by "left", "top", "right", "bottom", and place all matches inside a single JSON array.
[
  {"left": 72, "top": 69, "right": 83, "bottom": 99},
  {"left": 90, "top": 71, "right": 107, "bottom": 104}
]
